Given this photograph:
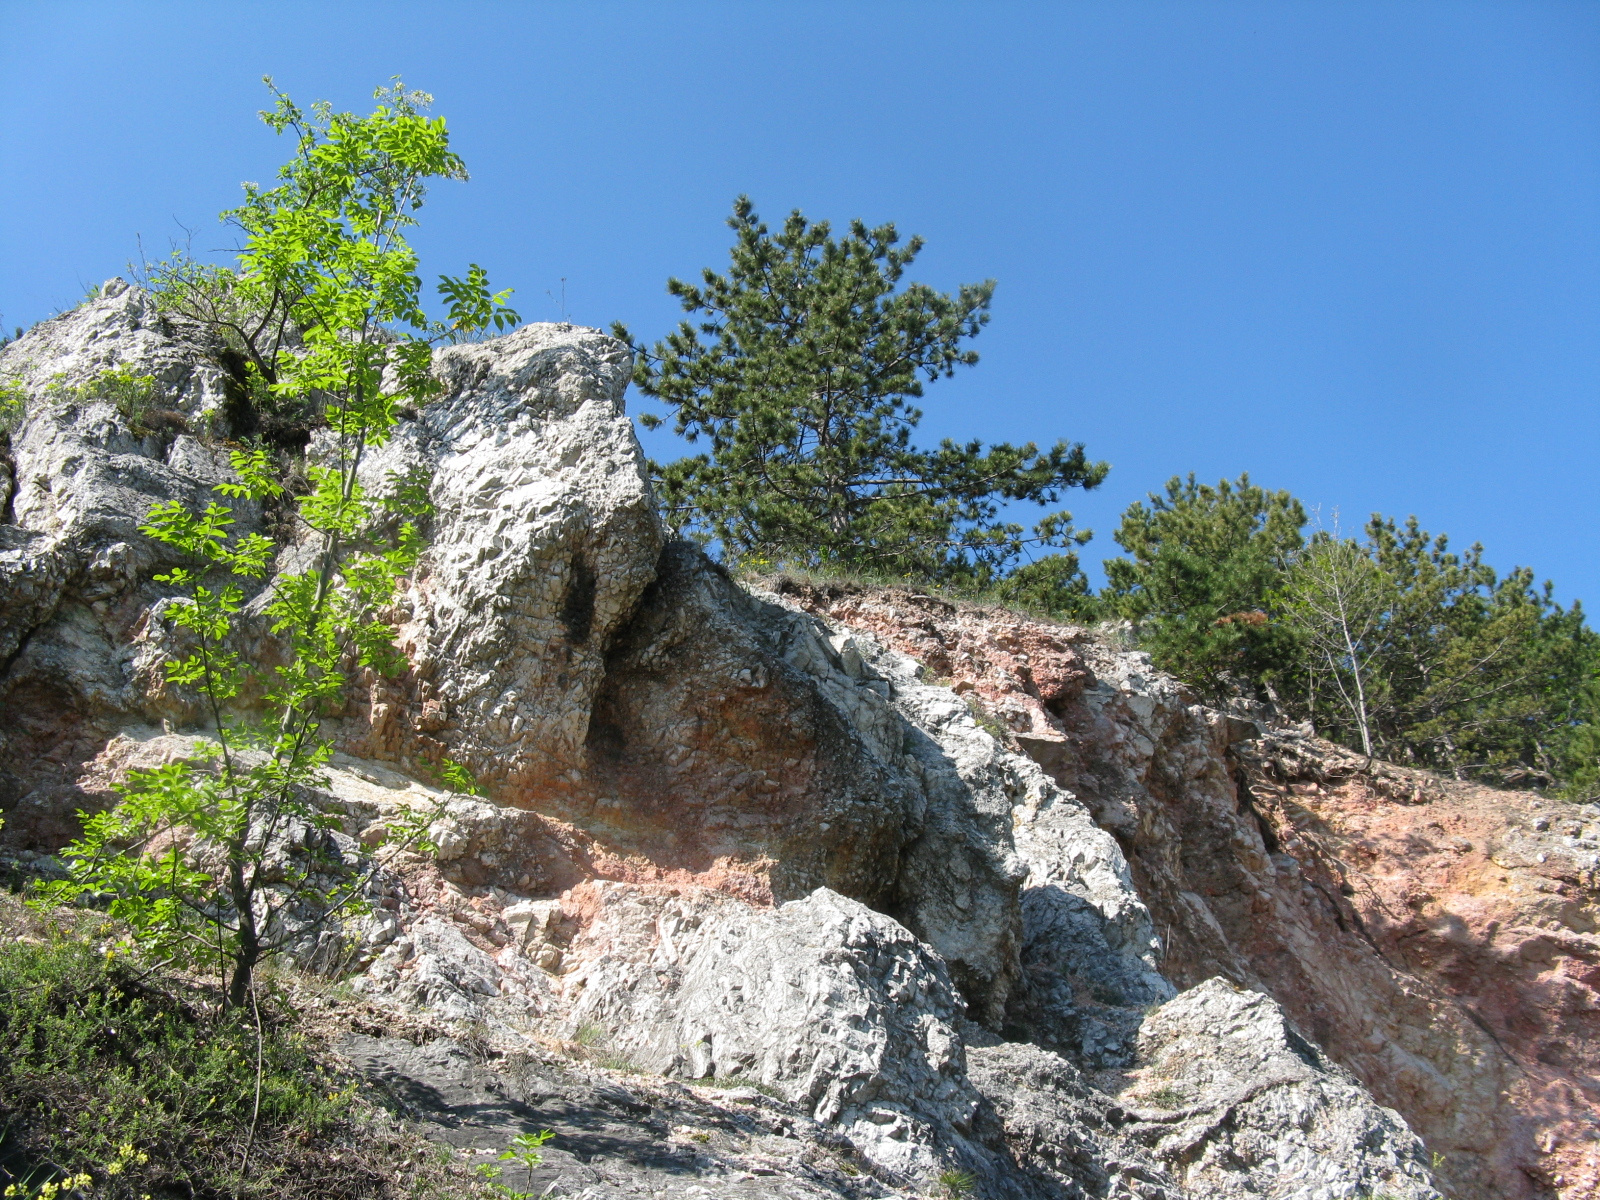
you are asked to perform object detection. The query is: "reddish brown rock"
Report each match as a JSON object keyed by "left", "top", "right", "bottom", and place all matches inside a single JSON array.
[
  {"left": 782, "top": 580, "right": 1599, "bottom": 1200},
  {"left": 1239, "top": 741, "right": 1600, "bottom": 1200}
]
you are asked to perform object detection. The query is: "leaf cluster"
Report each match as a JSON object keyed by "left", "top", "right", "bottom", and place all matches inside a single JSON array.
[
  {"left": 0, "top": 920, "right": 346, "bottom": 1199},
  {"left": 44, "top": 79, "right": 501, "bottom": 1007},
  {"left": 0, "top": 903, "right": 484, "bottom": 1199},
  {"left": 0, "top": 379, "right": 25, "bottom": 438},
  {"left": 474, "top": 1131, "right": 554, "bottom": 1200},
  {"left": 1288, "top": 517, "right": 1600, "bottom": 786},
  {"left": 140, "top": 77, "right": 517, "bottom": 442}
]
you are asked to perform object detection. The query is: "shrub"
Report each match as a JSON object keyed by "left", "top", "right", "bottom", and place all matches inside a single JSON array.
[
  {"left": 0, "top": 902, "right": 358, "bottom": 1198},
  {"left": 0, "top": 380, "right": 25, "bottom": 438}
]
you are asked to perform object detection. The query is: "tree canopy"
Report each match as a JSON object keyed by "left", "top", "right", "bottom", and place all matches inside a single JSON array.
[
  {"left": 1099, "top": 475, "right": 1600, "bottom": 796},
  {"left": 1102, "top": 473, "right": 1307, "bottom": 698},
  {"left": 615, "top": 197, "right": 1106, "bottom": 584}
]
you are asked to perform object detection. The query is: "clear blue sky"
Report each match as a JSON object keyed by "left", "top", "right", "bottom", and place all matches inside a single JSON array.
[{"left": 3, "top": 2, "right": 1597, "bottom": 601}]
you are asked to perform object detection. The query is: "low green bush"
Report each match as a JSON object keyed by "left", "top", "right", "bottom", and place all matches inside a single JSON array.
[
  {"left": 0, "top": 380, "right": 25, "bottom": 438},
  {"left": 0, "top": 901, "right": 467, "bottom": 1199}
]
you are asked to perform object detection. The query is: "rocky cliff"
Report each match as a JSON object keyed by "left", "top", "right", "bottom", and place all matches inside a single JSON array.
[{"left": 1, "top": 284, "right": 1594, "bottom": 1199}]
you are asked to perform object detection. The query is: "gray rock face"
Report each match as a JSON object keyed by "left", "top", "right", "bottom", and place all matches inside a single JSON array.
[
  {"left": 0, "top": 284, "right": 253, "bottom": 839},
  {"left": 358, "top": 324, "right": 663, "bottom": 790},
  {"left": 966, "top": 1042, "right": 1183, "bottom": 1200},
  {"left": 1, "top": 281, "right": 241, "bottom": 594},
  {"left": 1117, "top": 980, "right": 1440, "bottom": 1200},
  {"left": 571, "top": 545, "right": 1027, "bottom": 1024},
  {"left": 0, "top": 291, "right": 661, "bottom": 847},
  {"left": 0, "top": 279, "right": 233, "bottom": 425},
  {"left": 775, "top": 602, "right": 1173, "bottom": 1068},
  {"left": 557, "top": 883, "right": 1001, "bottom": 1188},
  {"left": 0, "top": 285, "right": 1446, "bottom": 1200},
  {"left": 340, "top": 1029, "right": 911, "bottom": 1199}
]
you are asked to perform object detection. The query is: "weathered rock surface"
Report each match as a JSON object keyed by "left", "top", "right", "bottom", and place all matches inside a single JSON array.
[
  {"left": 353, "top": 323, "right": 663, "bottom": 792},
  {"left": 965, "top": 1042, "right": 1183, "bottom": 1200},
  {"left": 0, "top": 290, "right": 1473, "bottom": 1200},
  {"left": 343, "top": 1029, "right": 892, "bottom": 1199},
  {"left": 783, "top": 581, "right": 1599, "bottom": 1200},
  {"left": 554, "top": 882, "right": 1004, "bottom": 1187},
  {"left": 551, "top": 546, "right": 1029, "bottom": 1022},
  {"left": 1236, "top": 739, "right": 1600, "bottom": 1200},
  {"left": 1109, "top": 978, "right": 1438, "bottom": 1200},
  {"left": 0, "top": 283, "right": 258, "bottom": 844}
]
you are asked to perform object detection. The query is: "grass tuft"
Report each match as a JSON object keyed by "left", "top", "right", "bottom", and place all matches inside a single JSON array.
[
  {"left": 691, "top": 1075, "right": 782, "bottom": 1100},
  {"left": 1140, "top": 1084, "right": 1187, "bottom": 1109}
]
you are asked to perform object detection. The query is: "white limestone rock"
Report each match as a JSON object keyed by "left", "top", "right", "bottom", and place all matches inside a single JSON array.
[
  {"left": 554, "top": 882, "right": 1007, "bottom": 1190},
  {"left": 1119, "top": 978, "right": 1441, "bottom": 1200},
  {"left": 363, "top": 323, "right": 662, "bottom": 789}
]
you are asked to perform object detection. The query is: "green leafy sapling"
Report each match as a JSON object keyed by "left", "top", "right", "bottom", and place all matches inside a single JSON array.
[
  {"left": 138, "top": 82, "right": 518, "bottom": 434},
  {"left": 42, "top": 78, "right": 515, "bottom": 1008},
  {"left": 476, "top": 1131, "right": 555, "bottom": 1199}
]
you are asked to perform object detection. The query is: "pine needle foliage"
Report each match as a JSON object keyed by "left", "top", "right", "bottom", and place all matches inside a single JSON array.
[
  {"left": 615, "top": 197, "right": 1107, "bottom": 585},
  {"left": 1103, "top": 473, "right": 1307, "bottom": 698},
  {"left": 1101, "top": 474, "right": 1600, "bottom": 795}
]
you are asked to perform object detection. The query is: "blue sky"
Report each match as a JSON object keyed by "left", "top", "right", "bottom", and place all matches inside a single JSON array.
[{"left": 3, "top": 2, "right": 1596, "bottom": 601}]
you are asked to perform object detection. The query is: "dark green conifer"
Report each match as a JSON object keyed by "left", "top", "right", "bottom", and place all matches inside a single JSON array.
[
  {"left": 1102, "top": 473, "right": 1306, "bottom": 699},
  {"left": 615, "top": 197, "right": 1106, "bottom": 585}
]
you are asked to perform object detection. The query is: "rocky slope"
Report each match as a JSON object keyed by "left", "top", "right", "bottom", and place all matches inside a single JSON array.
[
  {"left": 782, "top": 583, "right": 1600, "bottom": 1200},
  {"left": 0, "top": 283, "right": 1590, "bottom": 1197}
]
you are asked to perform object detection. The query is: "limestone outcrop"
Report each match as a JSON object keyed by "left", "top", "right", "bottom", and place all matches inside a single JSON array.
[
  {"left": 784, "top": 582, "right": 1599, "bottom": 1200},
  {"left": 353, "top": 323, "right": 662, "bottom": 792},
  {"left": 6, "top": 285, "right": 1559, "bottom": 1198}
]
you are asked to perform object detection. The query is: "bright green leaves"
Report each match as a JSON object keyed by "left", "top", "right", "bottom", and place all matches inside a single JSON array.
[
  {"left": 620, "top": 197, "right": 1105, "bottom": 584},
  {"left": 438, "top": 758, "right": 481, "bottom": 797},
  {"left": 477, "top": 1130, "right": 556, "bottom": 1199},
  {"left": 439, "top": 263, "right": 522, "bottom": 341},
  {"left": 0, "top": 377, "right": 26, "bottom": 436},
  {"left": 40, "top": 759, "right": 230, "bottom": 962},
  {"left": 216, "top": 448, "right": 286, "bottom": 503},
  {"left": 226, "top": 76, "right": 511, "bottom": 447},
  {"left": 144, "top": 496, "right": 278, "bottom": 584},
  {"left": 144, "top": 499, "right": 240, "bottom": 570},
  {"left": 299, "top": 464, "right": 368, "bottom": 539},
  {"left": 84, "top": 367, "right": 160, "bottom": 429},
  {"left": 50, "top": 78, "right": 513, "bottom": 1008}
]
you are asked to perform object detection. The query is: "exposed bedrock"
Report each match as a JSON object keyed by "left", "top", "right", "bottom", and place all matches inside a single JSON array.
[
  {"left": 0, "top": 288, "right": 1475, "bottom": 1199},
  {"left": 351, "top": 323, "right": 663, "bottom": 792},
  {"left": 785, "top": 582, "right": 1599, "bottom": 1200},
  {"left": 0, "top": 283, "right": 261, "bottom": 845}
]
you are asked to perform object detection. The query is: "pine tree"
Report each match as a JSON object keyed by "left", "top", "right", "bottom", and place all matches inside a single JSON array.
[
  {"left": 1339, "top": 517, "right": 1600, "bottom": 786},
  {"left": 614, "top": 198, "right": 1106, "bottom": 584},
  {"left": 1102, "top": 473, "right": 1306, "bottom": 699}
]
